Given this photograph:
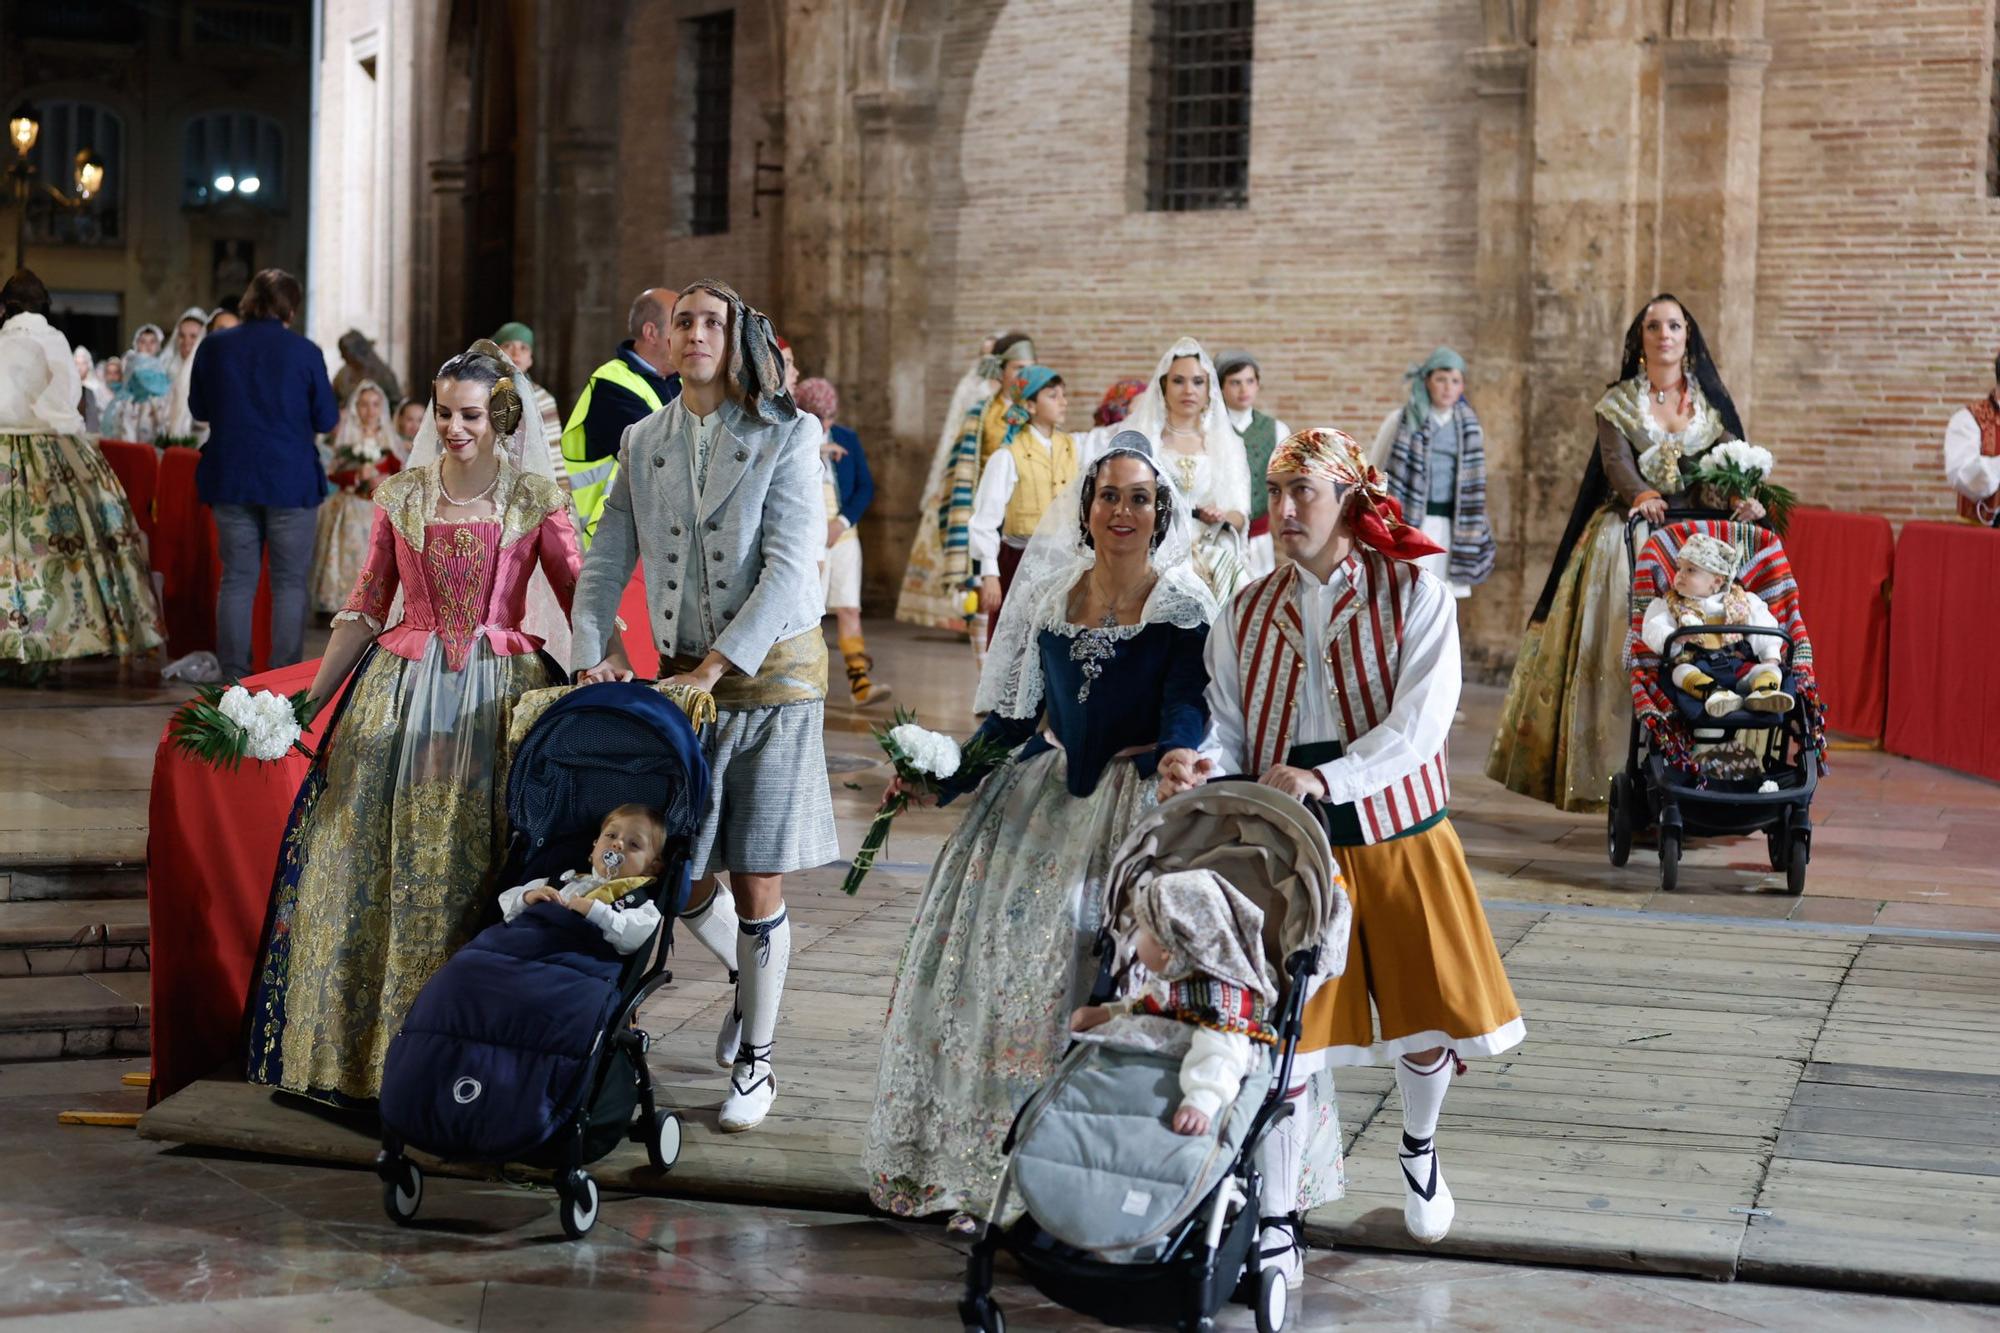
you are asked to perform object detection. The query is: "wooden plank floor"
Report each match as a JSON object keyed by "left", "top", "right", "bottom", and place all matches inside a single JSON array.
[{"left": 137, "top": 864, "right": 2000, "bottom": 1296}]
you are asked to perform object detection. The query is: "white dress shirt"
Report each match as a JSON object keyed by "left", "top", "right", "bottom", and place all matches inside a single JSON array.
[
  {"left": 1944, "top": 406, "right": 2000, "bottom": 508},
  {"left": 1227, "top": 405, "right": 1289, "bottom": 445},
  {"left": 967, "top": 425, "right": 1057, "bottom": 577},
  {"left": 1198, "top": 559, "right": 1462, "bottom": 806}
]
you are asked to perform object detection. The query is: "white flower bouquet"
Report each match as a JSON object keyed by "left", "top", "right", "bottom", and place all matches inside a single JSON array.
[
  {"left": 840, "top": 707, "right": 1009, "bottom": 895},
  {"left": 167, "top": 684, "right": 320, "bottom": 771},
  {"left": 1690, "top": 439, "right": 1797, "bottom": 530}
]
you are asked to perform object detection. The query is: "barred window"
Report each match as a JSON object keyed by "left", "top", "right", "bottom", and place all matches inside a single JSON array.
[
  {"left": 183, "top": 110, "right": 287, "bottom": 210},
  {"left": 1146, "top": 0, "right": 1255, "bottom": 212},
  {"left": 688, "top": 11, "right": 735, "bottom": 237}
]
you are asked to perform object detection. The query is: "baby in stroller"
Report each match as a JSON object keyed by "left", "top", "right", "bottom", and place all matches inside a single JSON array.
[
  {"left": 1070, "top": 870, "right": 1279, "bottom": 1139},
  {"left": 498, "top": 803, "right": 668, "bottom": 955},
  {"left": 1641, "top": 531, "right": 1795, "bottom": 721}
]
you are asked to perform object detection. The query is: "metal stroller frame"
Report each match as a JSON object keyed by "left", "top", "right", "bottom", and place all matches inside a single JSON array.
[
  {"left": 961, "top": 783, "right": 1346, "bottom": 1333},
  {"left": 1606, "top": 510, "right": 1822, "bottom": 894},
  {"left": 375, "top": 681, "right": 710, "bottom": 1239}
]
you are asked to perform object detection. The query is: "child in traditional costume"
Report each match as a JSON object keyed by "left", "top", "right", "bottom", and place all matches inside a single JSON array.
[
  {"left": 969, "top": 365, "right": 1079, "bottom": 642},
  {"left": 1070, "top": 869, "right": 1278, "bottom": 1138},
  {"left": 1641, "top": 532, "right": 1793, "bottom": 720},
  {"left": 497, "top": 803, "right": 668, "bottom": 955}
]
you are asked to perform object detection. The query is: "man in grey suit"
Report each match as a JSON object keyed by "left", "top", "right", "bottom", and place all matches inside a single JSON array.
[{"left": 573, "top": 279, "right": 836, "bottom": 1132}]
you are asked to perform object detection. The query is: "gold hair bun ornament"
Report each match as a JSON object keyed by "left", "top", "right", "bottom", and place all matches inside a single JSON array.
[{"left": 494, "top": 375, "right": 515, "bottom": 396}]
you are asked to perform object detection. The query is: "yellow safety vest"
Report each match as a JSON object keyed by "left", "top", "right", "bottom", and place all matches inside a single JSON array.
[{"left": 562, "top": 356, "right": 666, "bottom": 546}]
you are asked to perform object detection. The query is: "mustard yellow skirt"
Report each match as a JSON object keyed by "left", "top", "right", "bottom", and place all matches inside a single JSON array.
[{"left": 1297, "top": 819, "right": 1525, "bottom": 1068}]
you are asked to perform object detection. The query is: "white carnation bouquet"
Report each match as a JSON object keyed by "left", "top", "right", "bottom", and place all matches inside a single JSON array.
[
  {"left": 1690, "top": 438, "right": 1796, "bottom": 531},
  {"left": 168, "top": 683, "right": 320, "bottom": 771},
  {"left": 840, "top": 707, "right": 1008, "bottom": 895}
]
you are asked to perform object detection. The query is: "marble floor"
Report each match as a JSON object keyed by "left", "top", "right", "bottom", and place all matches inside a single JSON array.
[{"left": 9, "top": 1058, "right": 1997, "bottom": 1330}]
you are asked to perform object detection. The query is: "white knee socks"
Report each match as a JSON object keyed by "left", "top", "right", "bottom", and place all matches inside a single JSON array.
[
  {"left": 678, "top": 884, "right": 740, "bottom": 974},
  {"left": 1255, "top": 1081, "right": 1308, "bottom": 1288},
  {"left": 735, "top": 905, "right": 791, "bottom": 1065},
  {"left": 1396, "top": 1050, "right": 1457, "bottom": 1242}
]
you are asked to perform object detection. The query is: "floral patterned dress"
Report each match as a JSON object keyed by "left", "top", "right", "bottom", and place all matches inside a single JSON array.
[
  {"left": 863, "top": 608, "right": 1210, "bottom": 1222},
  {"left": 245, "top": 458, "right": 578, "bottom": 1106},
  {"left": 0, "top": 312, "right": 161, "bottom": 666}
]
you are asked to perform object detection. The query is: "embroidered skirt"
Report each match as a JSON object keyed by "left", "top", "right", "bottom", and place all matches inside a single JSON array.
[
  {"left": 1487, "top": 506, "right": 1638, "bottom": 811},
  {"left": 0, "top": 431, "right": 162, "bottom": 664},
  {"left": 244, "top": 638, "right": 557, "bottom": 1106},
  {"left": 1296, "top": 819, "right": 1525, "bottom": 1068},
  {"left": 311, "top": 489, "right": 375, "bottom": 614}
]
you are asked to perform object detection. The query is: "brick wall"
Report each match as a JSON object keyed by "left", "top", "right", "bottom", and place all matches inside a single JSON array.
[
  {"left": 927, "top": 0, "right": 1485, "bottom": 473},
  {"left": 1751, "top": 0, "right": 2000, "bottom": 526}
]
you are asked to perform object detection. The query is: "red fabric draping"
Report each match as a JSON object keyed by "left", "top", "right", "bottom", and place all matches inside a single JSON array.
[
  {"left": 146, "top": 658, "right": 346, "bottom": 1104},
  {"left": 1885, "top": 522, "right": 2000, "bottom": 783},
  {"left": 152, "top": 448, "right": 272, "bottom": 666},
  {"left": 96, "top": 439, "right": 159, "bottom": 543},
  {"left": 1781, "top": 506, "right": 1893, "bottom": 740},
  {"left": 618, "top": 563, "right": 659, "bottom": 678}
]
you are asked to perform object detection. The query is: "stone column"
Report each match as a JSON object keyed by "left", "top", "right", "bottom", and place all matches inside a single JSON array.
[
  {"left": 1461, "top": 21, "right": 1533, "bottom": 670},
  {"left": 1658, "top": 1, "right": 1770, "bottom": 412}
]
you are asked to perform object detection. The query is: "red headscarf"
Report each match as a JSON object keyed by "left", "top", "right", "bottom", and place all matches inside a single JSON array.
[{"left": 1266, "top": 427, "right": 1445, "bottom": 563}]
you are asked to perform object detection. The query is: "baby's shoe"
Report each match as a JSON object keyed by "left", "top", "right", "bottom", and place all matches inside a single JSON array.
[
  {"left": 1745, "top": 687, "right": 1795, "bottom": 714},
  {"left": 1399, "top": 1134, "right": 1455, "bottom": 1243},
  {"left": 719, "top": 1048, "right": 776, "bottom": 1132},
  {"left": 1703, "top": 689, "right": 1744, "bottom": 718}
]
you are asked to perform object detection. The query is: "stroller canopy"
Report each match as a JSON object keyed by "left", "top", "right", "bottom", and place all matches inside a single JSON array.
[
  {"left": 1106, "top": 783, "right": 1351, "bottom": 987},
  {"left": 1624, "top": 519, "right": 1827, "bottom": 768},
  {"left": 504, "top": 682, "right": 711, "bottom": 890}
]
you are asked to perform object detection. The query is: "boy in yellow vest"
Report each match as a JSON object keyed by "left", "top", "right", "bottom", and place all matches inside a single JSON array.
[{"left": 968, "top": 365, "right": 1078, "bottom": 640}]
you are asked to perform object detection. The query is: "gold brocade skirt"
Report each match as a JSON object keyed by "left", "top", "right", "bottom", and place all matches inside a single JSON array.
[
  {"left": 311, "top": 490, "right": 375, "bottom": 614},
  {"left": 0, "top": 431, "right": 162, "bottom": 664},
  {"left": 244, "top": 638, "right": 557, "bottom": 1106},
  {"left": 1486, "top": 507, "right": 1638, "bottom": 812}
]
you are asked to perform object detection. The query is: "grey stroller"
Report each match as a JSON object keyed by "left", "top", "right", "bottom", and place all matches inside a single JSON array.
[{"left": 960, "top": 783, "right": 1351, "bottom": 1333}]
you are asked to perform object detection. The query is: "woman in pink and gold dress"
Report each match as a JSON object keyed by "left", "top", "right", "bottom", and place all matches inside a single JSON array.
[{"left": 245, "top": 341, "right": 583, "bottom": 1107}]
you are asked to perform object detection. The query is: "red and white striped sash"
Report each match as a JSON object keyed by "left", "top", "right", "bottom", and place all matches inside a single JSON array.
[{"left": 1229, "top": 554, "right": 1449, "bottom": 844}]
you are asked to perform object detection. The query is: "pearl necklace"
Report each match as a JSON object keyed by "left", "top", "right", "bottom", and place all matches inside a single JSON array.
[{"left": 439, "top": 464, "right": 501, "bottom": 508}]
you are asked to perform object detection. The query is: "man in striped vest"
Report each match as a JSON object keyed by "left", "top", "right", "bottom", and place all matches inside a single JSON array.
[{"left": 1160, "top": 427, "right": 1524, "bottom": 1274}]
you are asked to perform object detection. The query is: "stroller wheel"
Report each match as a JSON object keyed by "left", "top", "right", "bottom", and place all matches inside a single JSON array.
[
  {"left": 1606, "top": 774, "right": 1634, "bottom": 868},
  {"left": 1659, "top": 827, "right": 1681, "bottom": 893},
  {"left": 380, "top": 1157, "right": 423, "bottom": 1225},
  {"left": 1766, "top": 828, "right": 1789, "bottom": 872},
  {"left": 1785, "top": 830, "right": 1810, "bottom": 896},
  {"left": 1256, "top": 1265, "right": 1288, "bottom": 1333},
  {"left": 557, "top": 1168, "right": 600, "bottom": 1239},
  {"left": 960, "top": 1299, "right": 1005, "bottom": 1333},
  {"left": 647, "top": 1109, "right": 683, "bottom": 1172}
]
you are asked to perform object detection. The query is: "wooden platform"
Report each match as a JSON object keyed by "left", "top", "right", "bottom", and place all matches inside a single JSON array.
[{"left": 138, "top": 865, "right": 2000, "bottom": 1301}]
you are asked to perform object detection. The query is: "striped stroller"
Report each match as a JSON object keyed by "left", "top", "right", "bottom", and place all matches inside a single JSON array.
[{"left": 1607, "top": 511, "right": 1828, "bottom": 894}]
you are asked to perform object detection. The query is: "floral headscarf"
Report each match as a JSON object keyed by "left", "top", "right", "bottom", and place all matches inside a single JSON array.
[
  {"left": 1093, "top": 377, "right": 1146, "bottom": 428},
  {"left": 1267, "top": 427, "right": 1445, "bottom": 563},
  {"left": 676, "top": 278, "right": 795, "bottom": 425},
  {"left": 1128, "top": 869, "right": 1277, "bottom": 1008},
  {"left": 793, "top": 375, "right": 838, "bottom": 424}
]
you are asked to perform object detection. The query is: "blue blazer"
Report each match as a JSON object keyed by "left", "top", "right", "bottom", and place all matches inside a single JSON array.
[
  {"left": 187, "top": 318, "right": 340, "bottom": 508},
  {"left": 828, "top": 423, "right": 875, "bottom": 528}
]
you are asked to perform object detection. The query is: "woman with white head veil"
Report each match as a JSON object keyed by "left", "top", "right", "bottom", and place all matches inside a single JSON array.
[
  {"left": 163, "top": 306, "right": 208, "bottom": 440},
  {"left": 1082, "top": 336, "right": 1253, "bottom": 603},
  {"left": 863, "top": 433, "right": 1218, "bottom": 1230},
  {"left": 242, "top": 339, "right": 583, "bottom": 1107},
  {"left": 106, "top": 323, "right": 172, "bottom": 443},
  {"left": 309, "top": 380, "right": 398, "bottom": 614}
]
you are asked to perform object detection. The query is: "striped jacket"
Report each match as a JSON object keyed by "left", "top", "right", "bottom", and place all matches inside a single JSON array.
[{"left": 1227, "top": 554, "right": 1450, "bottom": 844}]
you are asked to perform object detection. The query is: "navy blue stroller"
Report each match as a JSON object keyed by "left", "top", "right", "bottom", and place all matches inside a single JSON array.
[{"left": 375, "top": 681, "right": 710, "bottom": 1238}]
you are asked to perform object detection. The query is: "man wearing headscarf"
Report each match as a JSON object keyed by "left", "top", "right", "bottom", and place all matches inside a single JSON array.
[
  {"left": 1159, "top": 428, "right": 1524, "bottom": 1270},
  {"left": 1216, "top": 351, "right": 1289, "bottom": 577},
  {"left": 572, "top": 278, "right": 835, "bottom": 1134}
]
